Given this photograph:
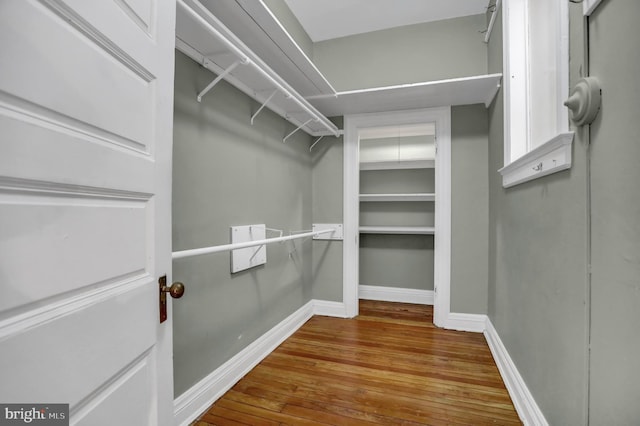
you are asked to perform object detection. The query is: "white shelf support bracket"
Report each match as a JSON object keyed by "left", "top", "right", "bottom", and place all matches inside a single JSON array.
[
  {"left": 197, "top": 58, "right": 245, "bottom": 102},
  {"left": 309, "top": 136, "right": 324, "bottom": 152},
  {"left": 312, "top": 224, "right": 343, "bottom": 240},
  {"left": 282, "top": 118, "right": 315, "bottom": 143},
  {"left": 251, "top": 90, "right": 278, "bottom": 125}
]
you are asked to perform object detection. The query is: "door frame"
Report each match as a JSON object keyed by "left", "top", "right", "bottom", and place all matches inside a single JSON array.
[{"left": 343, "top": 107, "right": 451, "bottom": 325}]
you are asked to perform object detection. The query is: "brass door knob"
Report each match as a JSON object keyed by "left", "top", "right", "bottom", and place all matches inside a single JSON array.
[{"left": 163, "top": 281, "right": 185, "bottom": 299}]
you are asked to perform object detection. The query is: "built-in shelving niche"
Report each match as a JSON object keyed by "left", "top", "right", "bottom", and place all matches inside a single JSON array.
[{"left": 358, "top": 123, "right": 436, "bottom": 295}]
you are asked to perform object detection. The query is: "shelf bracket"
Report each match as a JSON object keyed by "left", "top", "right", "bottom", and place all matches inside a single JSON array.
[
  {"left": 282, "top": 118, "right": 315, "bottom": 143},
  {"left": 197, "top": 59, "right": 244, "bottom": 102},
  {"left": 309, "top": 136, "right": 324, "bottom": 152},
  {"left": 251, "top": 90, "right": 278, "bottom": 125}
]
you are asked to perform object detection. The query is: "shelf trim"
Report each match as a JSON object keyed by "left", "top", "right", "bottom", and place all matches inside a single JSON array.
[
  {"left": 360, "top": 159, "right": 435, "bottom": 170},
  {"left": 359, "top": 193, "right": 435, "bottom": 202},
  {"left": 359, "top": 226, "right": 435, "bottom": 235}
]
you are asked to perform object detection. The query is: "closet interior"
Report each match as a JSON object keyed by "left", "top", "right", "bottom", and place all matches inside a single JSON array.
[
  {"left": 171, "top": 1, "right": 500, "bottom": 423},
  {"left": 359, "top": 124, "right": 436, "bottom": 296}
]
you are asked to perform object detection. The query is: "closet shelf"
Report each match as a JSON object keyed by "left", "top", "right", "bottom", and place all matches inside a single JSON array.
[
  {"left": 360, "top": 159, "right": 435, "bottom": 170},
  {"left": 198, "top": 0, "right": 336, "bottom": 98},
  {"left": 308, "top": 74, "right": 503, "bottom": 117},
  {"left": 359, "top": 226, "right": 435, "bottom": 235},
  {"left": 175, "top": 0, "right": 339, "bottom": 137},
  {"left": 360, "top": 193, "right": 435, "bottom": 202}
]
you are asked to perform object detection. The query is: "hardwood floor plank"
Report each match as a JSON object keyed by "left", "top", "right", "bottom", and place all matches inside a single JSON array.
[{"left": 192, "top": 301, "right": 522, "bottom": 425}]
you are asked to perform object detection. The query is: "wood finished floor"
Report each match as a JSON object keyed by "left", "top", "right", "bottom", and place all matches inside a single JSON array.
[{"left": 193, "top": 300, "right": 522, "bottom": 425}]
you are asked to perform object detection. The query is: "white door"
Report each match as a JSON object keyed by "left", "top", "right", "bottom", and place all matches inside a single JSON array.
[{"left": 0, "top": 0, "right": 176, "bottom": 425}]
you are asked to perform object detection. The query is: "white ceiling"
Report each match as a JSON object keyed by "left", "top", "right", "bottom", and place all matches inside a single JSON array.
[{"left": 284, "top": 0, "right": 489, "bottom": 42}]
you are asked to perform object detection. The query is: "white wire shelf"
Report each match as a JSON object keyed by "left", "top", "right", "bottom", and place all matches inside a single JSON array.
[{"left": 175, "top": 0, "right": 339, "bottom": 138}]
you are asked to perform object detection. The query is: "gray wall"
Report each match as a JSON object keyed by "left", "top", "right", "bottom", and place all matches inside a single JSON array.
[
  {"left": 587, "top": 1, "right": 640, "bottom": 422},
  {"left": 172, "top": 51, "right": 314, "bottom": 397},
  {"left": 487, "top": 4, "right": 590, "bottom": 424},
  {"left": 359, "top": 234, "right": 434, "bottom": 290},
  {"left": 451, "top": 105, "right": 489, "bottom": 314},
  {"left": 310, "top": 117, "right": 343, "bottom": 302},
  {"left": 313, "top": 14, "right": 488, "bottom": 91}
]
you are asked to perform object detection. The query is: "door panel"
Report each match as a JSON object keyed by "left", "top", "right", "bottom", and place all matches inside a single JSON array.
[
  {"left": 0, "top": 0, "right": 155, "bottom": 151},
  {"left": 0, "top": 195, "right": 147, "bottom": 312},
  {"left": 0, "top": 0, "right": 175, "bottom": 423},
  {"left": 1, "top": 283, "right": 155, "bottom": 405},
  {"left": 588, "top": 0, "right": 640, "bottom": 422}
]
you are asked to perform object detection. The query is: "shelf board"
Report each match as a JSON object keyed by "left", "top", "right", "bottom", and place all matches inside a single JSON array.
[
  {"left": 309, "top": 74, "right": 503, "bottom": 117},
  {"left": 359, "top": 226, "right": 435, "bottom": 235},
  {"left": 360, "top": 159, "right": 435, "bottom": 170},
  {"left": 175, "top": 0, "right": 339, "bottom": 137},
  {"left": 360, "top": 193, "right": 435, "bottom": 202}
]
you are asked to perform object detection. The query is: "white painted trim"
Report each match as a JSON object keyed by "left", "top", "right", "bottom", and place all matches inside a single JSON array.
[
  {"left": 433, "top": 107, "right": 451, "bottom": 328},
  {"left": 502, "top": 0, "right": 530, "bottom": 164},
  {"left": 343, "top": 116, "right": 360, "bottom": 319},
  {"left": 502, "top": 0, "right": 571, "bottom": 165},
  {"left": 583, "top": 0, "right": 604, "bottom": 16},
  {"left": 444, "top": 313, "right": 488, "bottom": 333},
  {"left": 485, "top": 318, "right": 549, "bottom": 426},
  {"left": 344, "top": 108, "right": 451, "bottom": 329},
  {"left": 173, "top": 299, "right": 348, "bottom": 425},
  {"left": 313, "top": 300, "right": 349, "bottom": 318},
  {"left": 498, "top": 132, "right": 574, "bottom": 188},
  {"left": 359, "top": 285, "right": 434, "bottom": 305}
]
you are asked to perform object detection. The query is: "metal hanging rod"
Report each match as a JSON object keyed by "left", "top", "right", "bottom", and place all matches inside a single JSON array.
[
  {"left": 172, "top": 228, "right": 335, "bottom": 260},
  {"left": 177, "top": 0, "right": 340, "bottom": 137}
]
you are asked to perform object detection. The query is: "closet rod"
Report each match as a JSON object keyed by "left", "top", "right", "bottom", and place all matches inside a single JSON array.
[
  {"left": 178, "top": 0, "right": 340, "bottom": 137},
  {"left": 172, "top": 228, "right": 335, "bottom": 260}
]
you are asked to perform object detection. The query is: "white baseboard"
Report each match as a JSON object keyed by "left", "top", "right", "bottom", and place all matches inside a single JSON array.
[
  {"left": 313, "top": 299, "right": 348, "bottom": 318},
  {"left": 484, "top": 319, "right": 549, "bottom": 426},
  {"left": 173, "top": 299, "right": 348, "bottom": 425},
  {"left": 358, "top": 285, "right": 434, "bottom": 305},
  {"left": 444, "top": 312, "right": 488, "bottom": 333}
]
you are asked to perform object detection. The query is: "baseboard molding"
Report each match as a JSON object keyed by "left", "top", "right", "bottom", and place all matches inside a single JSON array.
[
  {"left": 173, "top": 300, "right": 315, "bottom": 425},
  {"left": 359, "top": 285, "right": 434, "bottom": 305},
  {"left": 313, "top": 299, "right": 349, "bottom": 318},
  {"left": 444, "top": 312, "right": 488, "bottom": 333},
  {"left": 484, "top": 319, "right": 549, "bottom": 426}
]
